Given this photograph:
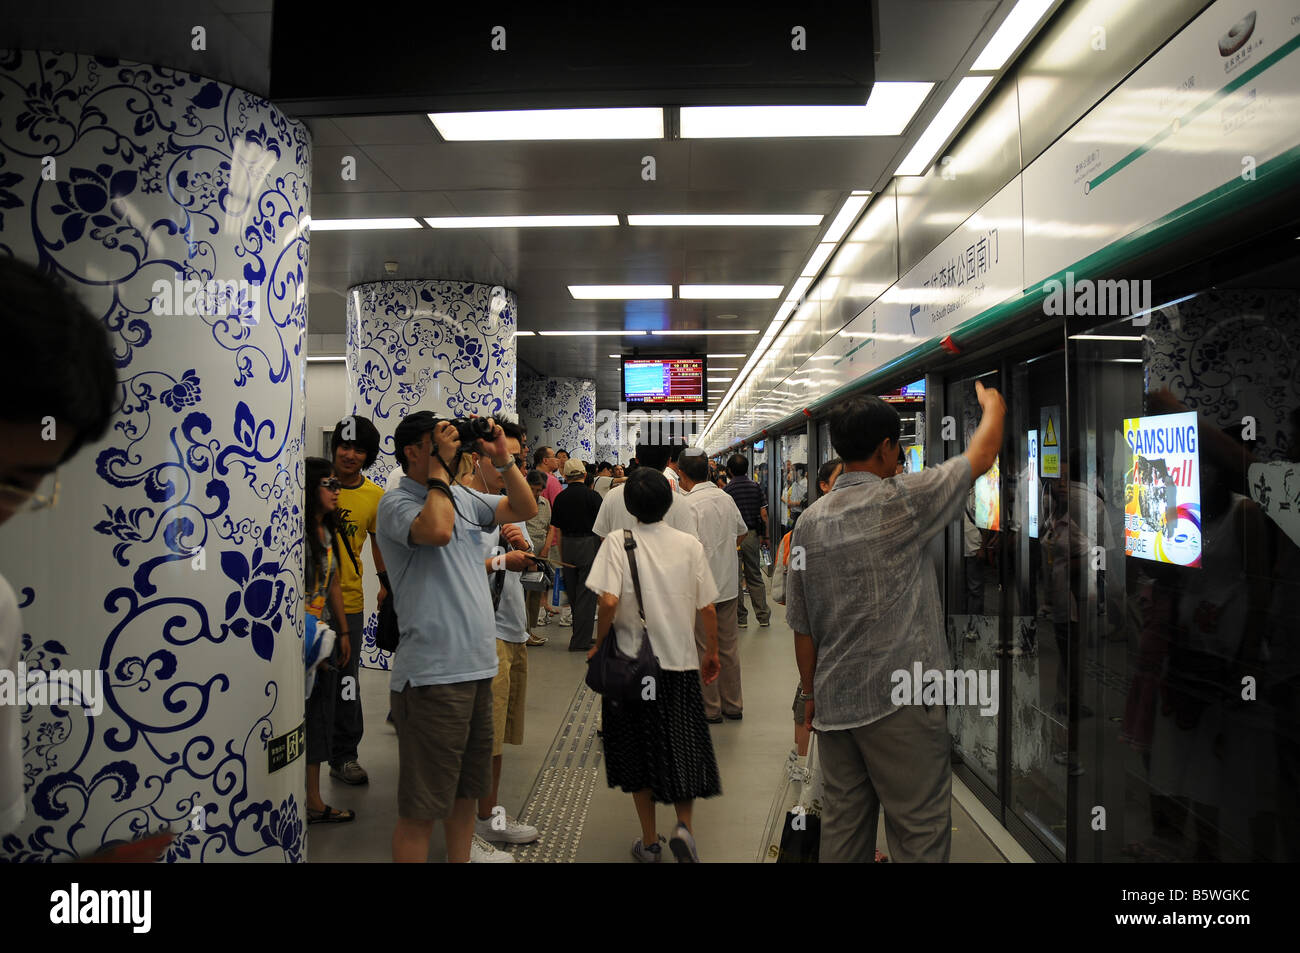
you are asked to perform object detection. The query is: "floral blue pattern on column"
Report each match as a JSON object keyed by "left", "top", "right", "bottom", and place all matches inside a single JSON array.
[
  {"left": 518, "top": 375, "right": 596, "bottom": 463},
  {"left": 0, "top": 51, "right": 310, "bottom": 862},
  {"left": 346, "top": 280, "right": 517, "bottom": 670}
]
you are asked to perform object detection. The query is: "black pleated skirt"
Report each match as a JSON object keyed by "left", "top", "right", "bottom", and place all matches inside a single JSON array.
[{"left": 600, "top": 668, "right": 722, "bottom": 804}]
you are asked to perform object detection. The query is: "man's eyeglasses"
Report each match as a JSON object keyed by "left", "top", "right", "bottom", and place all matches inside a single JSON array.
[
  {"left": 319, "top": 478, "right": 342, "bottom": 491},
  {"left": 0, "top": 472, "right": 60, "bottom": 513}
]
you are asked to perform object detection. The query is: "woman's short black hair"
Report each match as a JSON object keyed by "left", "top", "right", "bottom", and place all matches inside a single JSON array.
[
  {"left": 2, "top": 256, "right": 117, "bottom": 462},
  {"left": 817, "top": 457, "right": 842, "bottom": 489},
  {"left": 330, "top": 414, "right": 381, "bottom": 469},
  {"left": 526, "top": 468, "right": 547, "bottom": 489},
  {"left": 828, "top": 396, "right": 900, "bottom": 463},
  {"left": 624, "top": 466, "right": 672, "bottom": 523}
]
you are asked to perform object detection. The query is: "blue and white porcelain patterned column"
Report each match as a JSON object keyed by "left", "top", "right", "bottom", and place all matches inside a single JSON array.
[
  {"left": 517, "top": 375, "right": 597, "bottom": 463},
  {"left": 0, "top": 52, "right": 310, "bottom": 862},
  {"left": 345, "top": 280, "right": 517, "bottom": 669}
]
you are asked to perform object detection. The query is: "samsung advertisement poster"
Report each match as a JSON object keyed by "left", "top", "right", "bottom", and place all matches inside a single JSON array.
[{"left": 1122, "top": 411, "right": 1201, "bottom": 567}]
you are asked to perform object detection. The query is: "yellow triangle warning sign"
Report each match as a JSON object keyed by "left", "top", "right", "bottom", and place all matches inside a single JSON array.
[{"left": 1043, "top": 414, "right": 1059, "bottom": 447}]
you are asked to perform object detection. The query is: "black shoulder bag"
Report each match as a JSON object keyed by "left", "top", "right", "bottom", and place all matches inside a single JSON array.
[
  {"left": 584, "top": 529, "right": 661, "bottom": 705},
  {"left": 375, "top": 570, "right": 399, "bottom": 652}
]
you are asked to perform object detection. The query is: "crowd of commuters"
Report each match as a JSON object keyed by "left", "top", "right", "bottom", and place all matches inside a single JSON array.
[{"left": 0, "top": 257, "right": 1018, "bottom": 865}]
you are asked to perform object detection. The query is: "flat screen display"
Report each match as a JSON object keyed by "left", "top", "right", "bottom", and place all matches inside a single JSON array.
[
  {"left": 623, "top": 357, "right": 706, "bottom": 409},
  {"left": 1123, "top": 411, "right": 1201, "bottom": 567},
  {"left": 880, "top": 378, "right": 927, "bottom": 403},
  {"left": 974, "top": 454, "right": 1001, "bottom": 531}
]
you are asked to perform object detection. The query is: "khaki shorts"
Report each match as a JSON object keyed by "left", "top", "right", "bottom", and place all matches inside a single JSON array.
[
  {"left": 491, "top": 639, "right": 528, "bottom": 755},
  {"left": 390, "top": 679, "right": 494, "bottom": 821}
]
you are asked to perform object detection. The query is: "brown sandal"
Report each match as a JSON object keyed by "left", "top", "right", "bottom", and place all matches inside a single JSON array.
[{"left": 307, "top": 805, "right": 355, "bottom": 824}]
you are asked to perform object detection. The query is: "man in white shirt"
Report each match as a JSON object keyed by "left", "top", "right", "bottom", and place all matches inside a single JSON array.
[
  {"left": 678, "top": 448, "right": 749, "bottom": 722},
  {"left": 592, "top": 442, "right": 695, "bottom": 538},
  {"left": 0, "top": 258, "right": 118, "bottom": 835}
]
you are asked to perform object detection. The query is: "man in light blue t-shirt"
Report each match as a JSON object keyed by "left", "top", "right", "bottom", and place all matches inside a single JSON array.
[{"left": 375, "top": 411, "right": 537, "bottom": 864}]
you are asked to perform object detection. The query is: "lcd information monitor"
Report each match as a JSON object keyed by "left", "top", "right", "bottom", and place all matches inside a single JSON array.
[
  {"left": 880, "top": 378, "right": 927, "bottom": 403},
  {"left": 622, "top": 357, "right": 707, "bottom": 410}
]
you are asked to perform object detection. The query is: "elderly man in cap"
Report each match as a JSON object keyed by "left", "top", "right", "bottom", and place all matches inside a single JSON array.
[{"left": 548, "top": 457, "right": 605, "bottom": 652}]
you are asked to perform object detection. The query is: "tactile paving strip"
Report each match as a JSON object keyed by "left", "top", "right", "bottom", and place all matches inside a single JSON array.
[{"left": 510, "top": 678, "right": 603, "bottom": 863}]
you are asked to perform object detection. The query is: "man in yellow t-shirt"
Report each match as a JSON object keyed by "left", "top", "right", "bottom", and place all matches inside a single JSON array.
[{"left": 328, "top": 415, "right": 388, "bottom": 786}]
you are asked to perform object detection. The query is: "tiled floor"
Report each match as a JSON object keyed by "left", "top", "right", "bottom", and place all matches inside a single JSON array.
[{"left": 307, "top": 610, "right": 1013, "bottom": 863}]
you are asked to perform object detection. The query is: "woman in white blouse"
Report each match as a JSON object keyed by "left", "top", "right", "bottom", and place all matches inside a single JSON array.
[{"left": 585, "top": 467, "right": 723, "bottom": 863}]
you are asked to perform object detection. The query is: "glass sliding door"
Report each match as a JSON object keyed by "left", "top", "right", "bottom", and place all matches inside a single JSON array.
[
  {"left": 1071, "top": 281, "right": 1299, "bottom": 863},
  {"left": 1007, "top": 349, "right": 1070, "bottom": 859},
  {"left": 943, "top": 369, "right": 1005, "bottom": 796}
]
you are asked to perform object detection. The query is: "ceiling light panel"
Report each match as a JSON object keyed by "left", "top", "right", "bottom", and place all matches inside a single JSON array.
[
  {"left": 430, "top": 107, "right": 663, "bottom": 140},
  {"left": 537, "top": 330, "right": 649, "bottom": 336},
  {"left": 424, "top": 215, "right": 619, "bottom": 228},
  {"left": 568, "top": 286, "right": 673, "bottom": 299},
  {"left": 649, "top": 329, "right": 759, "bottom": 336},
  {"left": 821, "top": 195, "right": 870, "bottom": 244},
  {"left": 800, "top": 243, "right": 836, "bottom": 278},
  {"left": 971, "top": 0, "right": 1055, "bottom": 71},
  {"left": 678, "top": 285, "right": 783, "bottom": 299},
  {"left": 679, "top": 83, "right": 932, "bottom": 137},
  {"left": 628, "top": 214, "right": 823, "bottom": 227},
  {"left": 309, "top": 218, "right": 423, "bottom": 231},
  {"left": 896, "top": 77, "right": 992, "bottom": 176}
]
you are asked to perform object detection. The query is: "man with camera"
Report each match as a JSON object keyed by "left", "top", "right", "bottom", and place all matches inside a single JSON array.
[
  {"left": 375, "top": 411, "right": 538, "bottom": 864},
  {"left": 463, "top": 420, "right": 544, "bottom": 858}
]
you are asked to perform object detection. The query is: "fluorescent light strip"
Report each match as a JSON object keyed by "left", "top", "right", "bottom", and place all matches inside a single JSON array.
[
  {"left": 309, "top": 218, "right": 423, "bottom": 231},
  {"left": 801, "top": 244, "right": 836, "bottom": 278},
  {"left": 971, "top": 0, "right": 1055, "bottom": 71},
  {"left": 1068, "top": 334, "right": 1144, "bottom": 341},
  {"left": 306, "top": 356, "right": 346, "bottom": 363},
  {"left": 430, "top": 108, "right": 663, "bottom": 141},
  {"left": 628, "top": 214, "right": 822, "bottom": 227},
  {"left": 707, "top": 378, "right": 733, "bottom": 383},
  {"left": 650, "top": 329, "right": 759, "bottom": 336},
  {"left": 424, "top": 215, "right": 619, "bottom": 228},
  {"left": 785, "top": 277, "right": 813, "bottom": 302},
  {"left": 679, "top": 285, "right": 783, "bottom": 299},
  {"left": 708, "top": 366, "right": 739, "bottom": 371},
  {"left": 821, "top": 195, "right": 869, "bottom": 245},
  {"left": 679, "top": 84, "right": 933, "bottom": 138},
  {"left": 536, "top": 330, "right": 649, "bottom": 336},
  {"left": 895, "top": 77, "right": 992, "bottom": 176},
  {"left": 514, "top": 331, "right": 535, "bottom": 336},
  {"left": 569, "top": 286, "right": 673, "bottom": 299},
  {"left": 707, "top": 353, "right": 746, "bottom": 358}
]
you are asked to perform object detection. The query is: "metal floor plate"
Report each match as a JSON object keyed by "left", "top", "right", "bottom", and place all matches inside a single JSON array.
[{"left": 511, "top": 679, "right": 603, "bottom": 863}]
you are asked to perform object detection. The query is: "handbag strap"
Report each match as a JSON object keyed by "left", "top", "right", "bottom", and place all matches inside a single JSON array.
[{"left": 621, "top": 529, "right": 647, "bottom": 627}]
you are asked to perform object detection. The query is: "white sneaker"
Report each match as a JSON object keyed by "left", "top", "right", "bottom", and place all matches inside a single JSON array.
[
  {"left": 559, "top": 609, "right": 573, "bottom": 627},
  {"left": 470, "top": 834, "right": 516, "bottom": 863},
  {"left": 535, "top": 612, "right": 550, "bottom": 627},
  {"left": 476, "top": 813, "right": 540, "bottom": 844}
]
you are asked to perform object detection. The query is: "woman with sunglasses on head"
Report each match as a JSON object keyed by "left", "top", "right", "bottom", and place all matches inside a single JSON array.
[{"left": 303, "top": 456, "right": 358, "bottom": 825}]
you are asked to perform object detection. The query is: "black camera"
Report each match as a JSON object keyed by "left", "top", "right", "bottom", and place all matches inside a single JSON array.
[{"left": 444, "top": 416, "right": 495, "bottom": 450}]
